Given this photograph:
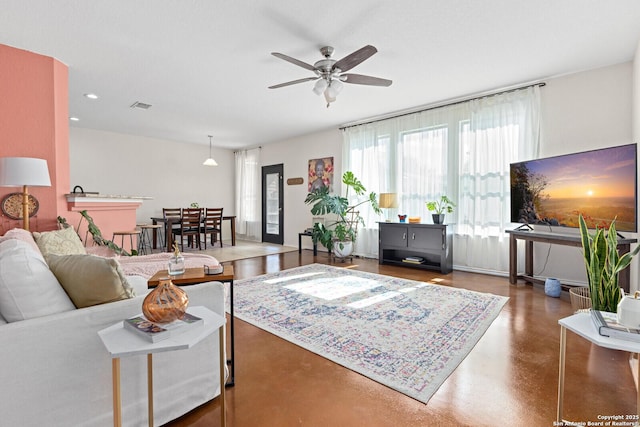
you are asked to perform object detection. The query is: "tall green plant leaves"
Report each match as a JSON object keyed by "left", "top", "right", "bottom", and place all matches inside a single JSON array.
[
  {"left": 579, "top": 214, "right": 640, "bottom": 312},
  {"left": 304, "top": 171, "right": 380, "bottom": 252}
]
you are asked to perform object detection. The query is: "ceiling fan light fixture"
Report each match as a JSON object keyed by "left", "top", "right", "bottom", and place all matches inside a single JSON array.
[
  {"left": 270, "top": 44, "right": 391, "bottom": 107},
  {"left": 203, "top": 135, "right": 218, "bottom": 166},
  {"left": 325, "top": 79, "right": 343, "bottom": 98},
  {"left": 324, "top": 90, "right": 337, "bottom": 106},
  {"left": 313, "top": 78, "right": 328, "bottom": 95}
]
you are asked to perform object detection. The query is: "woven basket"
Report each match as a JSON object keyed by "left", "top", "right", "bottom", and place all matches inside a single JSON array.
[{"left": 569, "top": 287, "right": 592, "bottom": 312}]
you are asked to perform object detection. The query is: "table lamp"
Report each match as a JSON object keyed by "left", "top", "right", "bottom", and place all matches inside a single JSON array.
[
  {"left": 379, "top": 193, "right": 398, "bottom": 222},
  {"left": 0, "top": 157, "right": 51, "bottom": 231}
]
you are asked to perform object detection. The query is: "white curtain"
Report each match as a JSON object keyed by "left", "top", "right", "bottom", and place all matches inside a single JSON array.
[
  {"left": 456, "top": 87, "right": 541, "bottom": 272},
  {"left": 234, "top": 148, "right": 261, "bottom": 241},
  {"left": 343, "top": 86, "right": 540, "bottom": 273}
]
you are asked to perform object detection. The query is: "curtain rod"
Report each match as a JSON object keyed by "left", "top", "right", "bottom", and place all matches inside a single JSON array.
[
  {"left": 234, "top": 145, "right": 262, "bottom": 154},
  {"left": 339, "top": 81, "right": 546, "bottom": 130}
]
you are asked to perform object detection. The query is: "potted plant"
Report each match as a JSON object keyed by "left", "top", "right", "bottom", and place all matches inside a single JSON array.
[
  {"left": 304, "top": 171, "right": 381, "bottom": 259},
  {"left": 579, "top": 214, "right": 640, "bottom": 312},
  {"left": 58, "top": 211, "right": 134, "bottom": 256},
  {"left": 426, "top": 195, "right": 455, "bottom": 224}
]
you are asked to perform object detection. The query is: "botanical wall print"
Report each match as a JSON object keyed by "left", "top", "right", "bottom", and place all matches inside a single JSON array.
[{"left": 308, "top": 157, "right": 333, "bottom": 192}]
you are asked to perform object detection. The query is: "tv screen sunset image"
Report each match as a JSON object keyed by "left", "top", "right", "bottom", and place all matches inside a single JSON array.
[{"left": 510, "top": 144, "right": 637, "bottom": 232}]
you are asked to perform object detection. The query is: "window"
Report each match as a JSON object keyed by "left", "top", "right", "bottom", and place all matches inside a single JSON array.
[{"left": 343, "top": 86, "right": 540, "bottom": 272}]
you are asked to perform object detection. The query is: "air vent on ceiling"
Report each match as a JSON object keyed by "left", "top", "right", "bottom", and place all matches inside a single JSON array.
[{"left": 130, "top": 101, "right": 152, "bottom": 110}]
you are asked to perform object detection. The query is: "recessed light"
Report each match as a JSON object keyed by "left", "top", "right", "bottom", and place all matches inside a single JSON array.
[
  {"left": 69, "top": 117, "right": 80, "bottom": 121},
  {"left": 84, "top": 93, "right": 99, "bottom": 99}
]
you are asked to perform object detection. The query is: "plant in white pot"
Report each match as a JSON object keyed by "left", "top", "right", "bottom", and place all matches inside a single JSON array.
[
  {"left": 579, "top": 214, "right": 640, "bottom": 312},
  {"left": 426, "top": 195, "right": 455, "bottom": 224},
  {"left": 304, "top": 171, "right": 381, "bottom": 259}
]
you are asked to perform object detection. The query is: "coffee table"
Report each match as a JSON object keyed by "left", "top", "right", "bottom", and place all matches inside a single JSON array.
[{"left": 147, "top": 265, "right": 236, "bottom": 386}]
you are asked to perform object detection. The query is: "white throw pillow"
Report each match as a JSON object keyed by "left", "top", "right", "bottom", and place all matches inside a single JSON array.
[
  {"left": 0, "top": 239, "right": 75, "bottom": 322},
  {"left": 126, "top": 275, "right": 151, "bottom": 296},
  {"left": 32, "top": 227, "right": 86, "bottom": 260},
  {"left": 0, "top": 228, "right": 41, "bottom": 254}
]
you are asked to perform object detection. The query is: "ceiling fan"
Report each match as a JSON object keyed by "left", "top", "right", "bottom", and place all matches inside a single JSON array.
[{"left": 268, "top": 45, "right": 392, "bottom": 107}]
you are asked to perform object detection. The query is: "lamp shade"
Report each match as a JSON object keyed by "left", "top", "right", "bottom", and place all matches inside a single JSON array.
[
  {"left": 379, "top": 193, "right": 398, "bottom": 209},
  {"left": 0, "top": 157, "right": 51, "bottom": 187}
]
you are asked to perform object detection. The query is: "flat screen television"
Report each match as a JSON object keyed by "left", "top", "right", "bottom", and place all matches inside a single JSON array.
[{"left": 510, "top": 143, "right": 637, "bottom": 232}]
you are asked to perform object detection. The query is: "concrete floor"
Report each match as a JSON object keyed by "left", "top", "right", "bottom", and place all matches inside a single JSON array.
[{"left": 167, "top": 251, "right": 637, "bottom": 427}]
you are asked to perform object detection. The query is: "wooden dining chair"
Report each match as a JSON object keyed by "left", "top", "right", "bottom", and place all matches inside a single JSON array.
[
  {"left": 202, "top": 207, "right": 223, "bottom": 249},
  {"left": 161, "top": 208, "right": 182, "bottom": 250},
  {"left": 173, "top": 208, "right": 202, "bottom": 251}
]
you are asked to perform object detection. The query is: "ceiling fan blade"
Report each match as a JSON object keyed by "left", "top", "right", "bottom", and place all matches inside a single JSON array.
[
  {"left": 333, "top": 45, "right": 378, "bottom": 72},
  {"left": 341, "top": 73, "right": 392, "bottom": 87},
  {"left": 268, "top": 77, "right": 318, "bottom": 89},
  {"left": 271, "top": 52, "right": 317, "bottom": 72}
]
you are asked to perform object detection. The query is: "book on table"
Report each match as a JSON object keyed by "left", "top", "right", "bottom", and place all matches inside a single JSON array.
[
  {"left": 590, "top": 309, "right": 640, "bottom": 343},
  {"left": 402, "top": 256, "right": 424, "bottom": 264},
  {"left": 123, "top": 312, "right": 204, "bottom": 343}
]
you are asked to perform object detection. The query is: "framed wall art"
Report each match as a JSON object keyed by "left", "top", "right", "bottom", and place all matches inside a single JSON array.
[
  {"left": 1, "top": 192, "right": 39, "bottom": 220},
  {"left": 308, "top": 157, "right": 333, "bottom": 192}
]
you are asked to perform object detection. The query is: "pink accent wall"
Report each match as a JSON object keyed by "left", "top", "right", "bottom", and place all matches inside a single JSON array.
[
  {"left": 68, "top": 200, "right": 143, "bottom": 252},
  {"left": 0, "top": 44, "right": 139, "bottom": 243},
  {"left": 0, "top": 44, "right": 68, "bottom": 232}
]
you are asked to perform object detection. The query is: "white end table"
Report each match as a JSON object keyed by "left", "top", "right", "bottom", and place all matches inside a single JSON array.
[
  {"left": 557, "top": 312, "right": 640, "bottom": 423},
  {"left": 98, "top": 306, "right": 226, "bottom": 427}
]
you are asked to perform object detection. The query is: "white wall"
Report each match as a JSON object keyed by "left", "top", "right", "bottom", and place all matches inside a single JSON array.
[
  {"left": 260, "top": 61, "right": 637, "bottom": 283},
  {"left": 536, "top": 61, "right": 635, "bottom": 286},
  {"left": 69, "top": 60, "right": 639, "bottom": 286},
  {"left": 69, "top": 128, "right": 236, "bottom": 238},
  {"left": 632, "top": 41, "right": 640, "bottom": 292},
  {"left": 541, "top": 61, "right": 632, "bottom": 156},
  {"left": 259, "top": 128, "right": 343, "bottom": 248},
  {"left": 633, "top": 41, "right": 640, "bottom": 141}
]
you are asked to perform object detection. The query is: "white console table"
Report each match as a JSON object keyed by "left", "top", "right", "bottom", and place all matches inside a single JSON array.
[{"left": 557, "top": 312, "right": 640, "bottom": 423}]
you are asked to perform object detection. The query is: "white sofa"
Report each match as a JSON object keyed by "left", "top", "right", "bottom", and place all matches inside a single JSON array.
[{"left": 0, "top": 228, "right": 226, "bottom": 427}]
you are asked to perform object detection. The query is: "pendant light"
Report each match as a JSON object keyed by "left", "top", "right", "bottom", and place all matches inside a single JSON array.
[{"left": 203, "top": 135, "right": 218, "bottom": 166}]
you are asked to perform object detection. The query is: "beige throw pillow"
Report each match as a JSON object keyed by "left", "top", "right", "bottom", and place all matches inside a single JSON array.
[
  {"left": 33, "top": 227, "right": 86, "bottom": 260},
  {"left": 47, "top": 254, "right": 135, "bottom": 308}
]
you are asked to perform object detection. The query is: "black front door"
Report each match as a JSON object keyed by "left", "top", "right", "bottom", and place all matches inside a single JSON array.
[{"left": 262, "top": 164, "right": 284, "bottom": 244}]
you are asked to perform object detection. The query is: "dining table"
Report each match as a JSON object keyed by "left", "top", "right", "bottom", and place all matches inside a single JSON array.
[{"left": 150, "top": 215, "right": 236, "bottom": 252}]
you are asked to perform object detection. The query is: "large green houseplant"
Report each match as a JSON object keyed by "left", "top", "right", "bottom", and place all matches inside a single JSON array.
[
  {"left": 304, "top": 171, "right": 381, "bottom": 257},
  {"left": 579, "top": 214, "right": 640, "bottom": 312}
]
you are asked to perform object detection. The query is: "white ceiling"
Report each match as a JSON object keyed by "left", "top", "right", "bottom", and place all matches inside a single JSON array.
[{"left": 2, "top": 1, "right": 640, "bottom": 150}]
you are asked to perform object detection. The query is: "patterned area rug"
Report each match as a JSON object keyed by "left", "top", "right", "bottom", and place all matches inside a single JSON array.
[
  {"left": 231, "top": 264, "right": 508, "bottom": 403},
  {"left": 183, "top": 241, "right": 297, "bottom": 263}
]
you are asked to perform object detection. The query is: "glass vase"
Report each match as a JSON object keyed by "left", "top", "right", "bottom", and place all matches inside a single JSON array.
[
  {"left": 168, "top": 254, "right": 185, "bottom": 275},
  {"left": 142, "top": 279, "right": 189, "bottom": 323}
]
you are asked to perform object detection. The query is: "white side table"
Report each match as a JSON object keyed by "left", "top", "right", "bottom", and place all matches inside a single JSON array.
[
  {"left": 557, "top": 312, "right": 640, "bottom": 423},
  {"left": 98, "top": 306, "right": 226, "bottom": 427}
]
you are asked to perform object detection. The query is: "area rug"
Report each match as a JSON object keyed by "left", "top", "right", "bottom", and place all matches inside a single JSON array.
[
  {"left": 182, "top": 240, "right": 298, "bottom": 262},
  {"left": 230, "top": 264, "right": 508, "bottom": 403}
]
